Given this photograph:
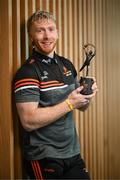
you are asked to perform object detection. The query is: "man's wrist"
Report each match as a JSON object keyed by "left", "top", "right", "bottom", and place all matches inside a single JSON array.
[{"left": 65, "top": 99, "right": 74, "bottom": 111}]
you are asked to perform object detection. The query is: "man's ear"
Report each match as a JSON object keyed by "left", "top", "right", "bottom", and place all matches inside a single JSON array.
[
  {"left": 29, "top": 34, "right": 34, "bottom": 47},
  {"left": 29, "top": 34, "right": 33, "bottom": 43}
]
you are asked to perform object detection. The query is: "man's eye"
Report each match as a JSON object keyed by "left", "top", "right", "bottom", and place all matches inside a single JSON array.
[
  {"left": 36, "top": 29, "right": 44, "bottom": 33},
  {"left": 49, "top": 27, "right": 55, "bottom": 32}
]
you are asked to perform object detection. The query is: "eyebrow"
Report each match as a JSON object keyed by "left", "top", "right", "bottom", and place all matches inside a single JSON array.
[{"left": 35, "top": 25, "right": 56, "bottom": 29}]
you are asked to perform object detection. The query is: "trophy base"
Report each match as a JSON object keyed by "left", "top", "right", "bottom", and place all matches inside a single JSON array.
[{"left": 79, "top": 77, "right": 94, "bottom": 95}]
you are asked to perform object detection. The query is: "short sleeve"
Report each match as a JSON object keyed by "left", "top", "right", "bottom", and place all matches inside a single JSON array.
[{"left": 14, "top": 63, "right": 40, "bottom": 103}]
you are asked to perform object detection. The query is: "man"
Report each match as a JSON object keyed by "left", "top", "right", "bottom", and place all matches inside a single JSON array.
[{"left": 14, "top": 11, "right": 98, "bottom": 179}]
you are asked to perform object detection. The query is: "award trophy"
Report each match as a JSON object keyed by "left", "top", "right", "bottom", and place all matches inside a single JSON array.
[{"left": 79, "top": 44, "right": 96, "bottom": 95}]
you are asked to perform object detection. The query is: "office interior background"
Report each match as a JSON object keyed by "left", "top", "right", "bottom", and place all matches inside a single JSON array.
[{"left": 0, "top": 0, "right": 120, "bottom": 179}]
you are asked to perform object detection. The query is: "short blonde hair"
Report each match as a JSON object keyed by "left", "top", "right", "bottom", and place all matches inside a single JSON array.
[{"left": 27, "top": 11, "right": 56, "bottom": 34}]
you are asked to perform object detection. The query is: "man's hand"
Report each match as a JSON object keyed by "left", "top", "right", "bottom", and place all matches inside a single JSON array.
[{"left": 68, "top": 78, "right": 98, "bottom": 110}]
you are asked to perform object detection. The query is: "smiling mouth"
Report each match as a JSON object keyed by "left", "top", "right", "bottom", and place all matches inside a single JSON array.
[
  {"left": 42, "top": 42, "right": 52, "bottom": 45},
  {"left": 41, "top": 42, "right": 53, "bottom": 49}
]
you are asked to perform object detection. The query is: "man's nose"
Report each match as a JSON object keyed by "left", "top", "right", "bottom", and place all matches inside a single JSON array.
[{"left": 43, "top": 30, "right": 50, "bottom": 39}]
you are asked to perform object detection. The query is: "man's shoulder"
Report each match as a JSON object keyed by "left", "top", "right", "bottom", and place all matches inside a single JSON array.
[
  {"left": 14, "top": 58, "right": 38, "bottom": 81},
  {"left": 55, "top": 53, "right": 77, "bottom": 78},
  {"left": 56, "top": 54, "right": 73, "bottom": 66}
]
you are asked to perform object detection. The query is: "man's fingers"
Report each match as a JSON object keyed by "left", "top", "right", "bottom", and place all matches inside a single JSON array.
[{"left": 76, "top": 86, "right": 84, "bottom": 93}]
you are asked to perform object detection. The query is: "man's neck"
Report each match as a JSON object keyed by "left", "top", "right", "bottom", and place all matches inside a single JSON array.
[{"left": 35, "top": 47, "right": 54, "bottom": 58}]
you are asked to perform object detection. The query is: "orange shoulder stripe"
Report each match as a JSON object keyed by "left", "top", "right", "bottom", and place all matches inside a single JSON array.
[
  {"left": 15, "top": 82, "right": 40, "bottom": 89},
  {"left": 40, "top": 83, "right": 64, "bottom": 88},
  {"left": 40, "top": 80, "right": 59, "bottom": 85},
  {"left": 15, "top": 78, "right": 39, "bottom": 85}
]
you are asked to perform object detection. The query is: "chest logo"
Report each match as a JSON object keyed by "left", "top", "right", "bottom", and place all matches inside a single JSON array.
[
  {"left": 41, "top": 71, "right": 49, "bottom": 80},
  {"left": 63, "top": 66, "right": 72, "bottom": 76}
]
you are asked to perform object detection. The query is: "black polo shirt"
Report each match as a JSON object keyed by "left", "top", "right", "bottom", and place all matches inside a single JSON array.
[{"left": 14, "top": 49, "right": 80, "bottom": 160}]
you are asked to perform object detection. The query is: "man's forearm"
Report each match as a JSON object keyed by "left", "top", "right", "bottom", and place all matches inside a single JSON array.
[{"left": 17, "top": 100, "right": 71, "bottom": 132}]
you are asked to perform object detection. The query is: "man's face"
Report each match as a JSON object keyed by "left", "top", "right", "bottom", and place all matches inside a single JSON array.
[{"left": 29, "top": 19, "right": 58, "bottom": 55}]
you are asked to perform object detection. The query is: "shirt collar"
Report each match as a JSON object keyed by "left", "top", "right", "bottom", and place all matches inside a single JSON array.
[{"left": 32, "top": 49, "right": 58, "bottom": 65}]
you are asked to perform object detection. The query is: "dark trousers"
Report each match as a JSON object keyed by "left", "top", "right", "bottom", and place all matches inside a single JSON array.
[{"left": 24, "top": 154, "right": 90, "bottom": 180}]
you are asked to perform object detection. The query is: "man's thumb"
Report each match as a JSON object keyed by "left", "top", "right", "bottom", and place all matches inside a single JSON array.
[{"left": 76, "top": 86, "right": 84, "bottom": 93}]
